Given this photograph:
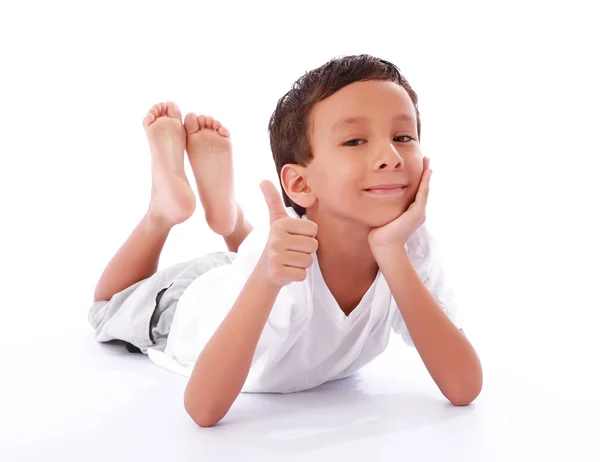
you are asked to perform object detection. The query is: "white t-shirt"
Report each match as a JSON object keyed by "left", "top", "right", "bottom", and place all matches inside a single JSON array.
[{"left": 147, "top": 208, "right": 462, "bottom": 393}]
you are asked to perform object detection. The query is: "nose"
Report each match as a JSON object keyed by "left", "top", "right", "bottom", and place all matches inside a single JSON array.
[{"left": 374, "top": 142, "right": 404, "bottom": 170}]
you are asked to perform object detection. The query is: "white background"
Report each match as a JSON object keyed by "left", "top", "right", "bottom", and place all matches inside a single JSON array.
[{"left": 1, "top": 0, "right": 599, "bottom": 460}]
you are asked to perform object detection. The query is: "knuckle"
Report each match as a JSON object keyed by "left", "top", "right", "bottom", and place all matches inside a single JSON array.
[
  {"left": 281, "top": 217, "right": 294, "bottom": 228},
  {"left": 311, "top": 238, "right": 319, "bottom": 251},
  {"left": 271, "top": 220, "right": 283, "bottom": 232},
  {"left": 302, "top": 254, "right": 314, "bottom": 267},
  {"left": 270, "top": 234, "right": 282, "bottom": 248},
  {"left": 300, "top": 236, "right": 315, "bottom": 251},
  {"left": 294, "top": 268, "right": 307, "bottom": 281},
  {"left": 270, "top": 251, "right": 281, "bottom": 266}
]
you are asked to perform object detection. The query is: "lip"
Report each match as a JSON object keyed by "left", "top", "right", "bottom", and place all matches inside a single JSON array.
[{"left": 364, "top": 184, "right": 409, "bottom": 196}]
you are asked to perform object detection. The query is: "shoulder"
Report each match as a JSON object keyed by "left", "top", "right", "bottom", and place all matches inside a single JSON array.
[
  {"left": 405, "top": 222, "right": 455, "bottom": 286},
  {"left": 405, "top": 223, "right": 436, "bottom": 273},
  {"left": 406, "top": 222, "right": 436, "bottom": 253}
]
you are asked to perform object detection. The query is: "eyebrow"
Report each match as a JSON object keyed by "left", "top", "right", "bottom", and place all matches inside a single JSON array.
[{"left": 332, "top": 113, "right": 415, "bottom": 131}]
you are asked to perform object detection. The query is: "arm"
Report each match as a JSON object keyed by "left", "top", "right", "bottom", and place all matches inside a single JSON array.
[
  {"left": 379, "top": 248, "right": 482, "bottom": 406},
  {"left": 184, "top": 179, "right": 318, "bottom": 427},
  {"left": 369, "top": 157, "right": 481, "bottom": 405},
  {"left": 184, "top": 265, "right": 280, "bottom": 427}
]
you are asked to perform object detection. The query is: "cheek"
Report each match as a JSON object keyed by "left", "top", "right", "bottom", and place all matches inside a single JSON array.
[
  {"left": 314, "top": 161, "right": 363, "bottom": 206},
  {"left": 339, "top": 162, "right": 364, "bottom": 184},
  {"left": 318, "top": 156, "right": 362, "bottom": 186},
  {"left": 407, "top": 156, "right": 424, "bottom": 182},
  {"left": 334, "top": 162, "right": 365, "bottom": 203}
]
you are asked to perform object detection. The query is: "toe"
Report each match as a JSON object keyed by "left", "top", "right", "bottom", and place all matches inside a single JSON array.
[
  {"left": 158, "top": 102, "right": 167, "bottom": 116},
  {"left": 149, "top": 104, "right": 160, "bottom": 117},
  {"left": 197, "top": 115, "right": 207, "bottom": 129},
  {"left": 212, "top": 119, "right": 230, "bottom": 137},
  {"left": 184, "top": 112, "right": 200, "bottom": 134},
  {"left": 218, "top": 126, "right": 231, "bottom": 138},
  {"left": 213, "top": 120, "right": 229, "bottom": 138},
  {"left": 142, "top": 112, "right": 156, "bottom": 128},
  {"left": 166, "top": 101, "right": 182, "bottom": 120},
  {"left": 145, "top": 105, "right": 160, "bottom": 126},
  {"left": 152, "top": 103, "right": 163, "bottom": 117},
  {"left": 205, "top": 116, "right": 214, "bottom": 129}
]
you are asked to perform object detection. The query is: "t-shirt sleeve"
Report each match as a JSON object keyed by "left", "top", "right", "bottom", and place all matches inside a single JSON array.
[{"left": 391, "top": 225, "right": 463, "bottom": 348}]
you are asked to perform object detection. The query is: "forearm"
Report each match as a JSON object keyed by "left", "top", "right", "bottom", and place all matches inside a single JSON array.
[
  {"left": 184, "top": 265, "right": 280, "bottom": 426},
  {"left": 380, "top": 249, "right": 482, "bottom": 405}
]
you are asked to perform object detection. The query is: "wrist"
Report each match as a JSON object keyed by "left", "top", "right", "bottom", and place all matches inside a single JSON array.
[
  {"left": 373, "top": 244, "right": 410, "bottom": 270},
  {"left": 253, "top": 255, "right": 286, "bottom": 293}
]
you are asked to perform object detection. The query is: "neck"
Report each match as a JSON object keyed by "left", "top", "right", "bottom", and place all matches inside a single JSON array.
[{"left": 307, "top": 209, "right": 379, "bottom": 284}]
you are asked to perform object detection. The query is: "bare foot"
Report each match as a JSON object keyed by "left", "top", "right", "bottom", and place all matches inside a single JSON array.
[
  {"left": 184, "top": 113, "right": 237, "bottom": 236},
  {"left": 143, "top": 102, "right": 196, "bottom": 227}
]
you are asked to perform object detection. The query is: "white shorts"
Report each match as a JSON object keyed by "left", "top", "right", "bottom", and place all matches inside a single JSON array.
[{"left": 88, "top": 252, "right": 235, "bottom": 354}]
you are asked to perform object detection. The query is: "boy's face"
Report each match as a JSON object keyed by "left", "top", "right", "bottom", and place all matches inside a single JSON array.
[{"left": 305, "top": 80, "right": 424, "bottom": 228}]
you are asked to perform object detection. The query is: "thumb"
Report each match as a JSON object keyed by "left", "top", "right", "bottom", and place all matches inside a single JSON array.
[{"left": 260, "top": 180, "right": 288, "bottom": 225}]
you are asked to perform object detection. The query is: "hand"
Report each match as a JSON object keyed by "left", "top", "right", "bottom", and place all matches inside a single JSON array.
[
  {"left": 257, "top": 180, "right": 319, "bottom": 288},
  {"left": 368, "top": 157, "right": 432, "bottom": 256}
]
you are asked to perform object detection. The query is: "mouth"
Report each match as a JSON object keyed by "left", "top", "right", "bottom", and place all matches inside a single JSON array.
[{"left": 364, "top": 184, "right": 409, "bottom": 196}]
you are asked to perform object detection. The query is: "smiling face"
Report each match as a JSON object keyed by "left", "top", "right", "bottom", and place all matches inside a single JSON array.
[{"left": 301, "top": 80, "right": 424, "bottom": 228}]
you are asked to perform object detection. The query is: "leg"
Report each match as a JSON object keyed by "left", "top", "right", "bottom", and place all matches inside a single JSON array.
[
  {"left": 223, "top": 204, "right": 253, "bottom": 253},
  {"left": 94, "top": 102, "right": 196, "bottom": 303},
  {"left": 93, "top": 215, "right": 171, "bottom": 303},
  {"left": 184, "top": 113, "right": 253, "bottom": 253}
]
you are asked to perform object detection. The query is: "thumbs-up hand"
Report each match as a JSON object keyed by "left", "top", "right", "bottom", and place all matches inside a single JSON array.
[{"left": 257, "top": 180, "right": 319, "bottom": 288}]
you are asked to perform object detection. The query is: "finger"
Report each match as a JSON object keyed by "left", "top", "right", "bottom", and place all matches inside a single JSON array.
[
  {"left": 281, "top": 266, "right": 308, "bottom": 283},
  {"left": 423, "top": 156, "right": 430, "bottom": 171},
  {"left": 416, "top": 166, "right": 432, "bottom": 204},
  {"left": 260, "top": 180, "right": 288, "bottom": 225},
  {"left": 283, "top": 235, "right": 319, "bottom": 253},
  {"left": 282, "top": 250, "right": 314, "bottom": 269},
  {"left": 280, "top": 218, "right": 318, "bottom": 237}
]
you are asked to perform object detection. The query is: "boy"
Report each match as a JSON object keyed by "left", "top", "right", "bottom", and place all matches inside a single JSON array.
[{"left": 89, "top": 54, "right": 482, "bottom": 428}]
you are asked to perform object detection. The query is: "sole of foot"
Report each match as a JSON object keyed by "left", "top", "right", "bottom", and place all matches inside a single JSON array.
[
  {"left": 184, "top": 112, "right": 237, "bottom": 236},
  {"left": 144, "top": 101, "right": 196, "bottom": 227}
]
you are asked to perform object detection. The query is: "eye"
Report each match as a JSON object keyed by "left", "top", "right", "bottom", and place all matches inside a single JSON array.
[
  {"left": 343, "top": 136, "right": 416, "bottom": 147},
  {"left": 394, "top": 135, "right": 415, "bottom": 143},
  {"left": 343, "top": 139, "right": 366, "bottom": 147}
]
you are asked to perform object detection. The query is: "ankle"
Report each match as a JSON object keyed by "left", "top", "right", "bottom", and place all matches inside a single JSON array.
[
  {"left": 230, "top": 204, "right": 250, "bottom": 235},
  {"left": 144, "top": 210, "right": 176, "bottom": 234},
  {"left": 222, "top": 204, "right": 253, "bottom": 252}
]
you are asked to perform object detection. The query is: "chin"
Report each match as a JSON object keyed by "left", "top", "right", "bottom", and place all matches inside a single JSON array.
[{"left": 360, "top": 205, "right": 405, "bottom": 228}]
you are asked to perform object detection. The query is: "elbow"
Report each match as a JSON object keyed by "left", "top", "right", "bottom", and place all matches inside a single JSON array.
[
  {"left": 188, "top": 412, "right": 220, "bottom": 428},
  {"left": 445, "top": 365, "right": 483, "bottom": 407},
  {"left": 446, "top": 380, "right": 482, "bottom": 406},
  {"left": 448, "top": 388, "right": 480, "bottom": 407},
  {"left": 184, "top": 390, "right": 224, "bottom": 428}
]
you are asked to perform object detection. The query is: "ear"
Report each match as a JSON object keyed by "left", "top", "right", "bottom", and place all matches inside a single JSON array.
[{"left": 280, "top": 164, "right": 316, "bottom": 209}]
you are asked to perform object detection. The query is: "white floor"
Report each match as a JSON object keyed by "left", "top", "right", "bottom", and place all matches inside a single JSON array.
[
  {"left": 2, "top": 318, "right": 598, "bottom": 462},
  {"left": 2, "top": 2, "right": 599, "bottom": 459}
]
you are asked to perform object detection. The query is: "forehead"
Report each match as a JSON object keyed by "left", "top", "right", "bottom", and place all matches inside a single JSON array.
[{"left": 310, "top": 80, "right": 416, "bottom": 133}]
